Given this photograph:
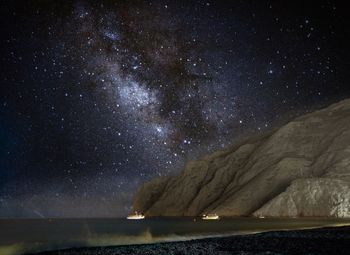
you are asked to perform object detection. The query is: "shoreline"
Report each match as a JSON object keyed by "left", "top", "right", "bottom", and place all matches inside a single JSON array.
[{"left": 26, "top": 225, "right": 350, "bottom": 255}]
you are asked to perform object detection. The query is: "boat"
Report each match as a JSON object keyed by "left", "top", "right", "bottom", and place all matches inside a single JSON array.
[
  {"left": 202, "top": 213, "right": 220, "bottom": 220},
  {"left": 126, "top": 212, "right": 145, "bottom": 220}
]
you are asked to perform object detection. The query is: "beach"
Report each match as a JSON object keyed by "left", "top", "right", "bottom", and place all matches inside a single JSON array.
[{"left": 27, "top": 226, "right": 350, "bottom": 255}]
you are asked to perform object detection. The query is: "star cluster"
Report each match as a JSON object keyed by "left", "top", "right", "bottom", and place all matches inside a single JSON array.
[{"left": 1, "top": 0, "right": 350, "bottom": 217}]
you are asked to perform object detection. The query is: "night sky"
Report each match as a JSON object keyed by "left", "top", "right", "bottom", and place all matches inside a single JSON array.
[{"left": 1, "top": 0, "right": 350, "bottom": 217}]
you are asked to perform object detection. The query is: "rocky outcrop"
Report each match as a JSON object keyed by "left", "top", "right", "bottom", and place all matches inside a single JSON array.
[
  {"left": 133, "top": 99, "right": 350, "bottom": 217},
  {"left": 253, "top": 178, "right": 350, "bottom": 217}
]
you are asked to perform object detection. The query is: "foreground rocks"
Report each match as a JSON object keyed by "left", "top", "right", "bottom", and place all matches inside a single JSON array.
[{"left": 133, "top": 99, "right": 350, "bottom": 217}]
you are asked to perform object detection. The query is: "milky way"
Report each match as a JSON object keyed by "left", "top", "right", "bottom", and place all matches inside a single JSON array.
[{"left": 1, "top": 1, "right": 350, "bottom": 217}]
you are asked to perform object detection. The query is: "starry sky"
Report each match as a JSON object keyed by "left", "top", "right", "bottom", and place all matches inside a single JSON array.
[{"left": 1, "top": 0, "right": 350, "bottom": 217}]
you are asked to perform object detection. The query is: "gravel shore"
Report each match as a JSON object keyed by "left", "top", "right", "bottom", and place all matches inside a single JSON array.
[{"left": 28, "top": 226, "right": 350, "bottom": 255}]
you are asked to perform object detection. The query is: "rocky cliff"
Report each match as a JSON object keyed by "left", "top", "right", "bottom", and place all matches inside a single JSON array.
[{"left": 133, "top": 99, "right": 350, "bottom": 217}]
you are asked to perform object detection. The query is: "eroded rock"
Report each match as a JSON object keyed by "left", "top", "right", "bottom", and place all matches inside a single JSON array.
[{"left": 133, "top": 99, "right": 350, "bottom": 217}]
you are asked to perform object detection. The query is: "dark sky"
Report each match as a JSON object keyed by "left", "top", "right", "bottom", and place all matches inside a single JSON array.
[{"left": 1, "top": 0, "right": 349, "bottom": 217}]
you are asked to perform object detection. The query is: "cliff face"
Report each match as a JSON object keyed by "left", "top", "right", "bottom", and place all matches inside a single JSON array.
[{"left": 133, "top": 99, "right": 350, "bottom": 217}]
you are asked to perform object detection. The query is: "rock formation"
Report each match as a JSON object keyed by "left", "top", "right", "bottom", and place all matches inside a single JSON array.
[{"left": 133, "top": 99, "right": 350, "bottom": 217}]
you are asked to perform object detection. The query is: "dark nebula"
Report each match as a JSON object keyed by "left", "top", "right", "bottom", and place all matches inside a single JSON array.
[{"left": 1, "top": 0, "right": 350, "bottom": 217}]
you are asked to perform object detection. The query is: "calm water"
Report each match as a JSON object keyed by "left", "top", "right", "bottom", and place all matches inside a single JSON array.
[{"left": 1, "top": 217, "right": 350, "bottom": 255}]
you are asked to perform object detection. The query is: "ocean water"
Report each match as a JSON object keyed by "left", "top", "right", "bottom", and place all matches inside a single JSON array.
[{"left": 1, "top": 217, "right": 350, "bottom": 255}]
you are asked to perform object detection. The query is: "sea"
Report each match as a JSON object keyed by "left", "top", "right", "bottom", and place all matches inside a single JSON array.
[{"left": 1, "top": 217, "right": 350, "bottom": 255}]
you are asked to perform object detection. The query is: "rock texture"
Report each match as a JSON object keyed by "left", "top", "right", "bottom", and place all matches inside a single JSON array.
[
  {"left": 133, "top": 99, "right": 350, "bottom": 217},
  {"left": 254, "top": 178, "right": 350, "bottom": 217}
]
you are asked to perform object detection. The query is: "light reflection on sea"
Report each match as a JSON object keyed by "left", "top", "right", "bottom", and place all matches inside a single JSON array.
[{"left": 1, "top": 217, "right": 350, "bottom": 255}]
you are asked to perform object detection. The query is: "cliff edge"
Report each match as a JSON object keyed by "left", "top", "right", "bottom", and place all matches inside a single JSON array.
[{"left": 133, "top": 99, "right": 350, "bottom": 217}]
